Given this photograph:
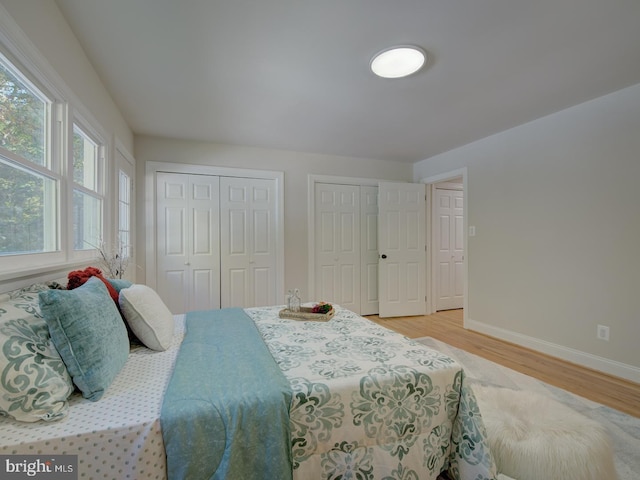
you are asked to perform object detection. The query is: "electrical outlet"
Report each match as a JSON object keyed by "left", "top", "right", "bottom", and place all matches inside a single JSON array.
[{"left": 596, "top": 324, "right": 610, "bottom": 341}]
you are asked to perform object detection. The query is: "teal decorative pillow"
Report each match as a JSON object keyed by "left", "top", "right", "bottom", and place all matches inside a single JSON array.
[
  {"left": 0, "top": 284, "right": 74, "bottom": 422},
  {"left": 39, "top": 277, "right": 129, "bottom": 402},
  {"left": 107, "top": 278, "right": 133, "bottom": 293}
]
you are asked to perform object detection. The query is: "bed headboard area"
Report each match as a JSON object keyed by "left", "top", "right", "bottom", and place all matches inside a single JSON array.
[
  {"left": 0, "top": 268, "right": 172, "bottom": 422},
  {"left": 0, "top": 271, "right": 70, "bottom": 296}
]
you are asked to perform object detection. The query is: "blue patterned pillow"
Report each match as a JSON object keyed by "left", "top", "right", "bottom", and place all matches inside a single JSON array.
[
  {"left": 0, "top": 284, "right": 74, "bottom": 422},
  {"left": 39, "top": 277, "right": 129, "bottom": 402}
]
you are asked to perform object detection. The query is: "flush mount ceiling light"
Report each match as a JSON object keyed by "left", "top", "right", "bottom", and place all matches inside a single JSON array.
[{"left": 370, "top": 46, "right": 427, "bottom": 79}]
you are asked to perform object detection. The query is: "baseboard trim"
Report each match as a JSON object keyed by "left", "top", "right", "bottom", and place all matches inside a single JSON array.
[{"left": 466, "top": 318, "right": 640, "bottom": 384}]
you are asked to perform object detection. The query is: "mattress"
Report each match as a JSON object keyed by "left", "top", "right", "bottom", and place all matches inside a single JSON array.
[{"left": 0, "top": 315, "right": 186, "bottom": 480}]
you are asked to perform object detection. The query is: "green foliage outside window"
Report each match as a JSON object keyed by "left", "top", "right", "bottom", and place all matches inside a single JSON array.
[
  {"left": 0, "top": 60, "right": 50, "bottom": 255},
  {"left": 0, "top": 161, "right": 49, "bottom": 254},
  {"left": 0, "top": 62, "right": 45, "bottom": 165}
]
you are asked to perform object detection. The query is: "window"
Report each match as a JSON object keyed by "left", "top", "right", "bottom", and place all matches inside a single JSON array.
[
  {"left": 72, "top": 124, "right": 103, "bottom": 251},
  {"left": 112, "top": 145, "right": 135, "bottom": 280},
  {"left": 0, "top": 159, "right": 57, "bottom": 255},
  {"left": 0, "top": 54, "right": 47, "bottom": 166},
  {"left": 0, "top": 44, "right": 109, "bottom": 276},
  {"left": 118, "top": 168, "right": 131, "bottom": 258},
  {"left": 0, "top": 52, "right": 59, "bottom": 259}
]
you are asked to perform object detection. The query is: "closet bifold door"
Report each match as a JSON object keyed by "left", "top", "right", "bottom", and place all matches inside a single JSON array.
[
  {"left": 219, "top": 176, "right": 278, "bottom": 308},
  {"left": 155, "top": 172, "right": 221, "bottom": 314}
]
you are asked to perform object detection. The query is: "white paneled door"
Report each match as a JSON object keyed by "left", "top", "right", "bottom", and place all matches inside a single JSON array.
[
  {"left": 156, "top": 172, "right": 278, "bottom": 313},
  {"left": 156, "top": 173, "right": 220, "bottom": 314},
  {"left": 435, "top": 188, "right": 464, "bottom": 310},
  {"left": 312, "top": 181, "right": 427, "bottom": 317},
  {"left": 378, "top": 182, "right": 426, "bottom": 318},
  {"left": 314, "top": 183, "right": 361, "bottom": 313},
  {"left": 360, "top": 186, "right": 379, "bottom": 315},
  {"left": 220, "top": 177, "right": 277, "bottom": 308}
]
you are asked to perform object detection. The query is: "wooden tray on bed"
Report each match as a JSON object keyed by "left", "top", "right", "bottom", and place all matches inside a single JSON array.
[{"left": 279, "top": 306, "right": 335, "bottom": 321}]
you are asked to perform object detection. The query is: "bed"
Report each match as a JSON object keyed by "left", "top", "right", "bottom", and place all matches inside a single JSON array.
[{"left": 0, "top": 282, "right": 497, "bottom": 480}]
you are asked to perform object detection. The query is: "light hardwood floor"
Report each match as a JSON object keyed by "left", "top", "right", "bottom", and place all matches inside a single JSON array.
[{"left": 366, "top": 309, "right": 640, "bottom": 418}]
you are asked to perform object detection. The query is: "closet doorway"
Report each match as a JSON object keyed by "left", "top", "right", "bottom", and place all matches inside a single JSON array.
[
  {"left": 309, "top": 176, "right": 426, "bottom": 317},
  {"left": 146, "top": 162, "right": 284, "bottom": 314},
  {"left": 312, "top": 182, "right": 379, "bottom": 315}
]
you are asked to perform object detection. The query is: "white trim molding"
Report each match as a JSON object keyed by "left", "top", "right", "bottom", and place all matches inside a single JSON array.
[
  {"left": 419, "top": 168, "right": 468, "bottom": 319},
  {"left": 467, "top": 317, "right": 640, "bottom": 384}
]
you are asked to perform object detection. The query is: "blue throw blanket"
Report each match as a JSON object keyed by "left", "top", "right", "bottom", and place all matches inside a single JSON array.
[{"left": 160, "top": 308, "right": 293, "bottom": 480}]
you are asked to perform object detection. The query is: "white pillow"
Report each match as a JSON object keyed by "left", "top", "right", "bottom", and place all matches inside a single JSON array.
[{"left": 119, "top": 285, "right": 174, "bottom": 351}]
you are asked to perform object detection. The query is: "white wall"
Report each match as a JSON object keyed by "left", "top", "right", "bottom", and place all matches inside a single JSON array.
[
  {"left": 414, "top": 83, "right": 640, "bottom": 381},
  {"left": 134, "top": 136, "right": 413, "bottom": 300},
  {"left": 0, "top": 0, "right": 133, "bottom": 153}
]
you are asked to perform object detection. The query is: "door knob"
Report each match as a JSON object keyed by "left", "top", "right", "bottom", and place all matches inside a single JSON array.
[{"left": 381, "top": 254, "right": 387, "bottom": 259}]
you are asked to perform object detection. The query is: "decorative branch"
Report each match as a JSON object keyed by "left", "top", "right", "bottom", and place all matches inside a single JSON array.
[{"left": 94, "top": 239, "right": 131, "bottom": 279}]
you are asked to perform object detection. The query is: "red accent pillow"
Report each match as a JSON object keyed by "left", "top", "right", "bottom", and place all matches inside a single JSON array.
[{"left": 67, "top": 267, "right": 119, "bottom": 303}]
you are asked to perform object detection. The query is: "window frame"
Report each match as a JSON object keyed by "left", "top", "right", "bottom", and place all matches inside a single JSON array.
[
  {"left": 0, "top": 39, "right": 112, "bottom": 279},
  {"left": 69, "top": 118, "right": 106, "bottom": 259},
  {"left": 0, "top": 48, "right": 66, "bottom": 271},
  {"left": 114, "top": 141, "right": 135, "bottom": 281}
]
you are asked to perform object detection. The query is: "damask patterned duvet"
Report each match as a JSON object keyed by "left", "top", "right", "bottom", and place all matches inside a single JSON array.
[{"left": 245, "top": 306, "right": 497, "bottom": 480}]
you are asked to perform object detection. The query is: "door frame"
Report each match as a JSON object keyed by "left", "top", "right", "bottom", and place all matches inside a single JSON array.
[
  {"left": 433, "top": 182, "right": 464, "bottom": 311},
  {"left": 419, "top": 168, "right": 468, "bottom": 323},
  {"left": 145, "top": 161, "right": 285, "bottom": 304},
  {"left": 307, "top": 174, "right": 381, "bottom": 306}
]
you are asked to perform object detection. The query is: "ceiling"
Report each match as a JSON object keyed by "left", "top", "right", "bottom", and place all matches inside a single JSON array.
[{"left": 54, "top": 0, "right": 640, "bottom": 163}]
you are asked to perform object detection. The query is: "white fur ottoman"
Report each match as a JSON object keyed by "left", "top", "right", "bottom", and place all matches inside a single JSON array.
[{"left": 472, "top": 385, "right": 617, "bottom": 480}]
